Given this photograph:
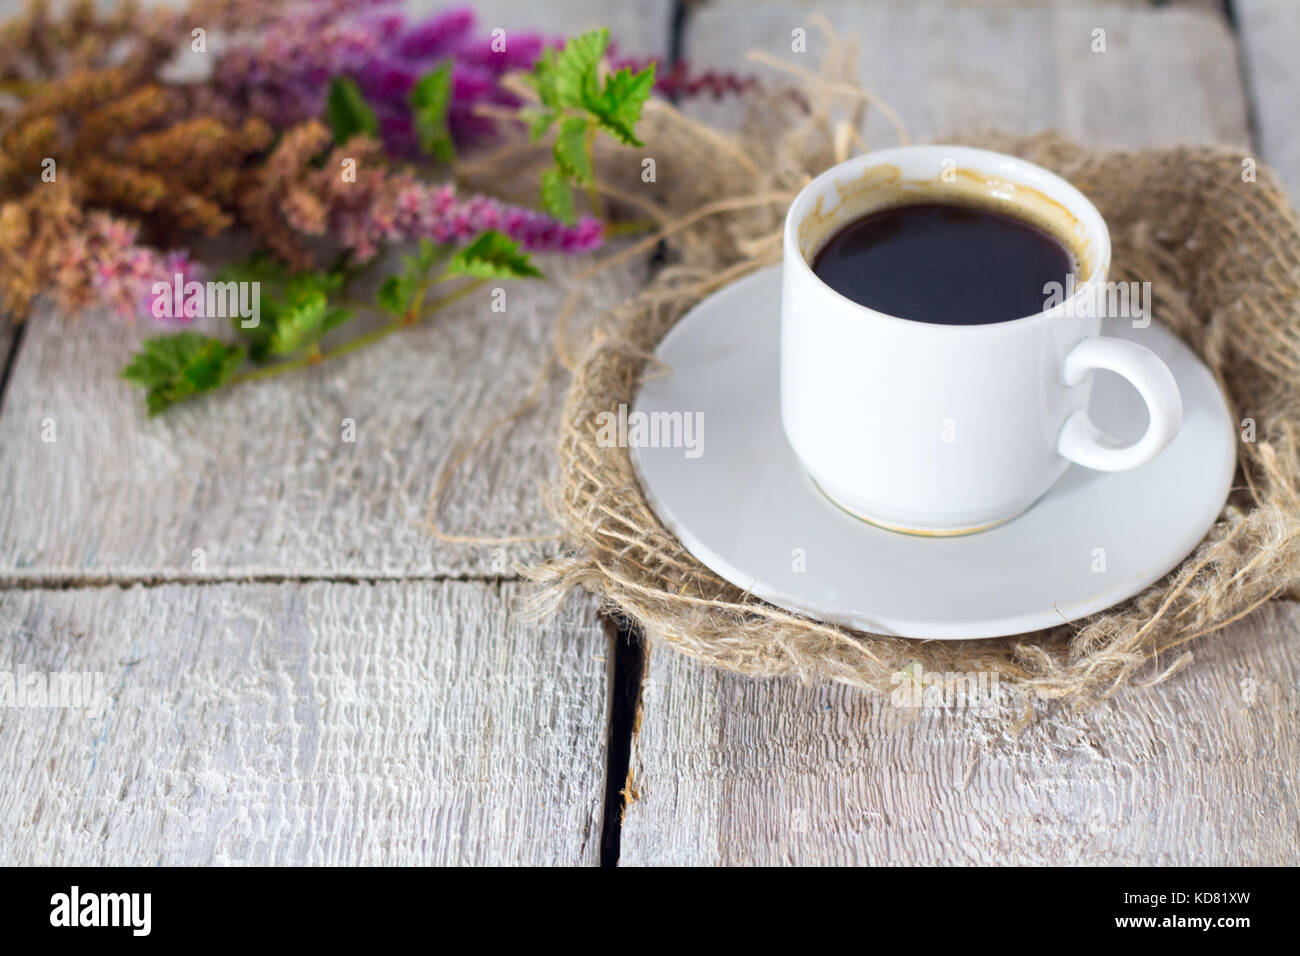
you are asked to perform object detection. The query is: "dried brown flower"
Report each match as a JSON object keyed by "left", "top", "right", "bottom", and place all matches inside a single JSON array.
[
  {"left": 0, "top": 1, "right": 290, "bottom": 317},
  {"left": 235, "top": 119, "right": 334, "bottom": 269}
]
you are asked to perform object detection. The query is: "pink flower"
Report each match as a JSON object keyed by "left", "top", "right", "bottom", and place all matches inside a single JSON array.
[
  {"left": 79, "top": 213, "right": 203, "bottom": 322},
  {"left": 340, "top": 180, "right": 602, "bottom": 264}
]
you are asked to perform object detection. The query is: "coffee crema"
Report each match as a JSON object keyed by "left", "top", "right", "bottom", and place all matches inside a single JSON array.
[{"left": 810, "top": 200, "right": 1078, "bottom": 326}]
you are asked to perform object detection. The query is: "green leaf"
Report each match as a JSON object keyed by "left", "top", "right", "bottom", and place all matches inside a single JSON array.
[
  {"left": 551, "top": 28, "right": 607, "bottom": 110},
  {"left": 120, "top": 333, "right": 244, "bottom": 415},
  {"left": 268, "top": 290, "right": 329, "bottom": 355},
  {"left": 326, "top": 76, "right": 379, "bottom": 144},
  {"left": 521, "top": 107, "right": 557, "bottom": 143},
  {"left": 218, "top": 255, "right": 287, "bottom": 359},
  {"left": 590, "top": 62, "right": 656, "bottom": 146},
  {"left": 539, "top": 166, "right": 575, "bottom": 225},
  {"left": 376, "top": 273, "right": 417, "bottom": 318},
  {"left": 444, "top": 231, "right": 543, "bottom": 281},
  {"left": 283, "top": 268, "right": 345, "bottom": 302},
  {"left": 234, "top": 323, "right": 272, "bottom": 362},
  {"left": 554, "top": 115, "right": 593, "bottom": 185},
  {"left": 375, "top": 239, "right": 449, "bottom": 319},
  {"left": 410, "top": 63, "right": 456, "bottom": 162},
  {"left": 321, "top": 306, "right": 355, "bottom": 334},
  {"left": 230, "top": 311, "right": 274, "bottom": 361},
  {"left": 215, "top": 254, "right": 287, "bottom": 288},
  {"left": 529, "top": 49, "right": 560, "bottom": 110},
  {"left": 529, "top": 30, "right": 653, "bottom": 153},
  {"left": 416, "top": 238, "right": 444, "bottom": 271},
  {"left": 220, "top": 257, "right": 350, "bottom": 359}
]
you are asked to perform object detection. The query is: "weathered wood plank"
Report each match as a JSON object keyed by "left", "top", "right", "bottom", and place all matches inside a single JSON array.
[
  {"left": 1234, "top": 0, "right": 1300, "bottom": 207},
  {"left": 474, "top": 0, "right": 673, "bottom": 56},
  {"left": 619, "top": 0, "right": 1286, "bottom": 867},
  {"left": 683, "top": 0, "right": 1250, "bottom": 150},
  {"left": 0, "top": 255, "right": 645, "bottom": 583},
  {"left": 621, "top": 602, "right": 1300, "bottom": 865},
  {"left": 0, "top": 0, "right": 669, "bottom": 585},
  {"left": 691, "top": 0, "right": 1225, "bottom": 8},
  {"left": 0, "top": 320, "right": 17, "bottom": 403},
  {"left": 0, "top": 581, "right": 609, "bottom": 865}
]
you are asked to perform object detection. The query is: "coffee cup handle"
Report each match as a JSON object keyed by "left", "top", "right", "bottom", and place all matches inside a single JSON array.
[{"left": 1056, "top": 336, "right": 1183, "bottom": 472}]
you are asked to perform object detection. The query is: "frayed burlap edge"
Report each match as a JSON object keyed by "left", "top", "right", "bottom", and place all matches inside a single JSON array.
[{"left": 516, "top": 27, "right": 1300, "bottom": 711}]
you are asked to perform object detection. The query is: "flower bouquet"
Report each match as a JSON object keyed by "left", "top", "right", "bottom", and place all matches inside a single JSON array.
[{"left": 0, "top": 0, "right": 750, "bottom": 413}]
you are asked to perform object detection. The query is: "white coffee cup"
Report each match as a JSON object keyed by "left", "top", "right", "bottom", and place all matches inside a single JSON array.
[{"left": 780, "top": 145, "right": 1182, "bottom": 535}]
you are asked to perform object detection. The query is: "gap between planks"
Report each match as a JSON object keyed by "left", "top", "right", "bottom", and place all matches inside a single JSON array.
[
  {"left": 0, "top": 570, "right": 541, "bottom": 590},
  {"left": 1223, "top": 0, "right": 1263, "bottom": 152},
  {"left": 0, "top": 0, "right": 676, "bottom": 867}
]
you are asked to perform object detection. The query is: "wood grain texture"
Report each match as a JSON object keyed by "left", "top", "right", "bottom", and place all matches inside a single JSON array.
[
  {"left": 616, "top": 0, "right": 1296, "bottom": 867},
  {"left": 1, "top": 0, "right": 1288, "bottom": 870},
  {"left": 0, "top": 320, "right": 16, "bottom": 397},
  {"left": 473, "top": 0, "right": 673, "bottom": 56},
  {"left": 683, "top": 0, "right": 1250, "bottom": 150},
  {"left": 0, "top": 254, "right": 649, "bottom": 584},
  {"left": 621, "top": 602, "right": 1300, "bottom": 865},
  {"left": 0, "top": 0, "right": 670, "bottom": 585},
  {"left": 0, "top": 0, "right": 661, "bottom": 869},
  {"left": 690, "top": 1, "right": 1224, "bottom": 6},
  {"left": 1234, "top": 0, "right": 1300, "bottom": 207},
  {"left": 0, "top": 581, "right": 609, "bottom": 865}
]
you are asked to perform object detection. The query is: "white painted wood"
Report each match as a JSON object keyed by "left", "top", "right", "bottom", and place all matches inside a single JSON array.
[
  {"left": 616, "top": 0, "right": 1296, "bottom": 867},
  {"left": 472, "top": 0, "right": 674, "bottom": 57},
  {"left": 621, "top": 602, "right": 1300, "bottom": 865},
  {"left": 0, "top": 581, "right": 609, "bottom": 865},
  {"left": 683, "top": 1, "right": 1250, "bottom": 150},
  {"left": 2, "top": 0, "right": 1287, "bottom": 870},
  {"left": 1234, "top": 0, "right": 1300, "bottom": 208},
  {"left": 0, "top": 320, "right": 15, "bottom": 388},
  {"left": 0, "top": 253, "right": 650, "bottom": 583},
  {"left": 0, "top": 0, "right": 668, "bottom": 584},
  {"left": 0, "top": 0, "right": 665, "bottom": 870}
]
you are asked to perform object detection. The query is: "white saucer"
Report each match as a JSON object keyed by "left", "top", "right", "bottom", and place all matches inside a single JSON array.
[{"left": 630, "top": 266, "right": 1236, "bottom": 639}]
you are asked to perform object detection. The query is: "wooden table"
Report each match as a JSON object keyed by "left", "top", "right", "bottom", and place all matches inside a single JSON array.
[{"left": 1, "top": 0, "right": 1296, "bottom": 866}]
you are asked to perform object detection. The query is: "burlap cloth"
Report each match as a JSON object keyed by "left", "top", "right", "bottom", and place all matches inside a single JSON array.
[{"left": 517, "top": 45, "right": 1300, "bottom": 711}]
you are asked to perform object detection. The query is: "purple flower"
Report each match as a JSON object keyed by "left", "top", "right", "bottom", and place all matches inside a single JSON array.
[
  {"left": 459, "top": 32, "right": 548, "bottom": 75},
  {"left": 391, "top": 7, "right": 475, "bottom": 60},
  {"left": 336, "top": 180, "right": 602, "bottom": 263},
  {"left": 213, "top": 4, "right": 554, "bottom": 155}
]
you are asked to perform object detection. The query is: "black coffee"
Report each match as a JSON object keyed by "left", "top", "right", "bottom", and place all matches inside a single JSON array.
[{"left": 810, "top": 201, "right": 1076, "bottom": 325}]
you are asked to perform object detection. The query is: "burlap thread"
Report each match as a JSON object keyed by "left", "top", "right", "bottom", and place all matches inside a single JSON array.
[{"left": 505, "top": 27, "right": 1300, "bottom": 709}]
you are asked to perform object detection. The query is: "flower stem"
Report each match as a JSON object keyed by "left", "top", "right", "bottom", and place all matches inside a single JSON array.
[
  {"left": 583, "top": 124, "right": 604, "bottom": 218},
  {"left": 229, "top": 278, "right": 488, "bottom": 387},
  {"left": 603, "top": 219, "right": 658, "bottom": 238}
]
